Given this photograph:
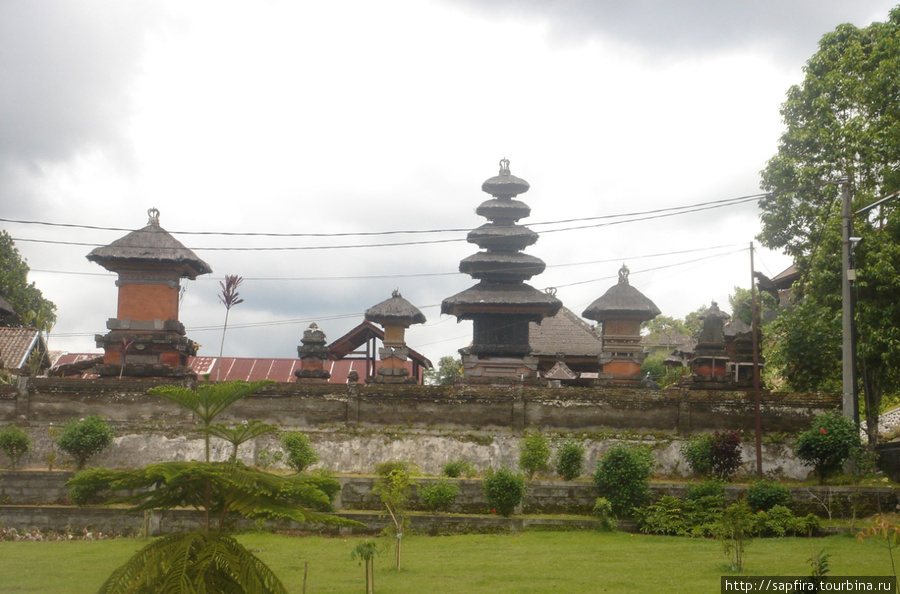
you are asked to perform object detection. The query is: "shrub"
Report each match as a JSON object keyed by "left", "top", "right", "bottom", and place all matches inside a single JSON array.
[
  {"left": 0, "top": 424, "right": 30, "bottom": 469},
  {"left": 713, "top": 500, "right": 755, "bottom": 572},
  {"left": 280, "top": 431, "right": 318, "bottom": 472},
  {"left": 554, "top": 439, "right": 585, "bottom": 481},
  {"left": 593, "top": 443, "right": 653, "bottom": 518},
  {"left": 518, "top": 430, "right": 551, "bottom": 478},
  {"left": 591, "top": 497, "right": 617, "bottom": 532},
  {"left": 375, "top": 460, "right": 410, "bottom": 477},
  {"left": 755, "top": 505, "right": 820, "bottom": 537},
  {"left": 746, "top": 480, "right": 792, "bottom": 512},
  {"left": 685, "top": 478, "right": 727, "bottom": 502},
  {"left": 794, "top": 411, "right": 863, "bottom": 482},
  {"left": 419, "top": 479, "right": 459, "bottom": 511},
  {"left": 56, "top": 416, "right": 114, "bottom": 470},
  {"left": 482, "top": 467, "right": 525, "bottom": 517},
  {"left": 442, "top": 459, "right": 477, "bottom": 478},
  {"left": 681, "top": 431, "right": 743, "bottom": 480}
]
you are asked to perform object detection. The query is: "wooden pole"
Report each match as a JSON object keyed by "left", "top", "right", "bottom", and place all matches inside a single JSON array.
[{"left": 750, "top": 242, "right": 763, "bottom": 476}]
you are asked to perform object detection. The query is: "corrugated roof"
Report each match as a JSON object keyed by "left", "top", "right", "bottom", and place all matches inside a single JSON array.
[
  {"left": 529, "top": 307, "right": 603, "bottom": 357},
  {"left": 0, "top": 327, "right": 45, "bottom": 369}
]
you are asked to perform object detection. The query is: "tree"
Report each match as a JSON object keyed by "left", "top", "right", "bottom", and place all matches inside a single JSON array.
[
  {"left": 0, "top": 231, "right": 56, "bottom": 330},
  {"left": 424, "top": 355, "right": 462, "bottom": 386},
  {"left": 372, "top": 461, "right": 414, "bottom": 570},
  {"left": 67, "top": 379, "right": 361, "bottom": 593},
  {"left": 217, "top": 274, "right": 244, "bottom": 380},
  {"left": 759, "top": 8, "right": 900, "bottom": 440}
]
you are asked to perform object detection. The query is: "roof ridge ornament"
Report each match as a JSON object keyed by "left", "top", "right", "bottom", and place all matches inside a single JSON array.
[
  {"left": 148, "top": 207, "right": 160, "bottom": 226},
  {"left": 499, "top": 157, "right": 510, "bottom": 175},
  {"left": 618, "top": 264, "right": 630, "bottom": 285}
]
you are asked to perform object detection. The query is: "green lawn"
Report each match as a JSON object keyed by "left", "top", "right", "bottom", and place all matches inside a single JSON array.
[{"left": 0, "top": 531, "right": 894, "bottom": 593}]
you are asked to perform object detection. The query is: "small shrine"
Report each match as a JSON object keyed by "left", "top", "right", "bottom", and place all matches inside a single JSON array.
[
  {"left": 441, "top": 159, "right": 561, "bottom": 381},
  {"left": 86, "top": 208, "right": 211, "bottom": 377},
  {"left": 364, "top": 289, "right": 426, "bottom": 383},
  {"left": 295, "top": 323, "right": 331, "bottom": 382},
  {"left": 690, "top": 300, "right": 731, "bottom": 384},
  {"left": 582, "top": 264, "right": 660, "bottom": 384}
]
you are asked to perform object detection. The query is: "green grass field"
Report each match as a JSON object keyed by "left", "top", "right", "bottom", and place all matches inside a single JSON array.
[{"left": 0, "top": 530, "right": 894, "bottom": 593}]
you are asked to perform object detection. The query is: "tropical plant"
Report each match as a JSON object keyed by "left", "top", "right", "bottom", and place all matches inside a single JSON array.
[
  {"left": 372, "top": 461, "right": 414, "bottom": 570},
  {"left": 593, "top": 443, "right": 653, "bottom": 518},
  {"left": 482, "top": 467, "right": 525, "bottom": 517},
  {"left": 0, "top": 230, "right": 57, "bottom": 329},
  {"left": 681, "top": 431, "right": 743, "bottom": 480},
  {"left": 280, "top": 430, "right": 319, "bottom": 472},
  {"left": 351, "top": 539, "right": 379, "bottom": 594},
  {"left": 99, "top": 531, "right": 289, "bottom": 594},
  {"left": 424, "top": 355, "right": 462, "bottom": 386},
  {"left": 713, "top": 500, "right": 755, "bottom": 572},
  {"left": 419, "top": 479, "right": 458, "bottom": 512},
  {"left": 56, "top": 416, "right": 114, "bottom": 470},
  {"left": 0, "top": 424, "right": 30, "bottom": 469},
  {"left": 217, "top": 274, "right": 244, "bottom": 377},
  {"left": 148, "top": 380, "right": 274, "bottom": 462},
  {"left": 858, "top": 516, "right": 900, "bottom": 580},
  {"left": 209, "top": 419, "right": 278, "bottom": 463},
  {"left": 554, "top": 439, "right": 585, "bottom": 481},
  {"left": 684, "top": 478, "right": 727, "bottom": 502},
  {"left": 794, "top": 411, "right": 863, "bottom": 482},
  {"left": 518, "top": 429, "right": 551, "bottom": 478},
  {"left": 442, "top": 458, "right": 477, "bottom": 478},
  {"left": 759, "top": 7, "right": 900, "bottom": 437}
]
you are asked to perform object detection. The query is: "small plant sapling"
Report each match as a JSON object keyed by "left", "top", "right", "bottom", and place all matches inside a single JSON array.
[
  {"left": 554, "top": 439, "right": 585, "bottom": 481},
  {"left": 0, "top": 424, "right": 30, "bottom": 469},
  {"left": 351, "top": 539, "right": 379, "bottom": 594},
  {"left": 482, "top": 467, "right": 525, "bottom": 517},
  {"left": 714, "top": 500, "right": 755, "bottom": 572},
  {"left": 518, "top": 429, "right": 551, "bottom": 478},
  {"left": 280, "top": 431, "right": 319, "bottom": 472},
  {"left": 372, "top": 461, "right": 413, "bottom": 570},
  {"left": 56, "top": 416, "right": 114, "bottom": 470}
]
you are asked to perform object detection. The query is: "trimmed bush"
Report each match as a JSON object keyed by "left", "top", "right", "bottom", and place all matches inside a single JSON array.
[
  {"left": 681, "top": 431, "right": 743, "bottom": 480},
  {"left": 591, "top": 497, "right": 617, "bottom": 532},
  {"left": 746, "top": 480, "right": 792, "bottom": 512},
  {"left": 685, "top": 478, "right": 727, "bottom": 502},
  {"left": 280, "top": 431, "right": 318, "bottom": 472},
  {"left": 554, "top": 439, "right": 585, "bottom": 481},
  {"left": 518, "top": 430, "right": 551, "bottom": 478},
  {"left": 0, "top": 424, "right": 30, "bottom": 469},
  {"left": 56, "top": 416, "right": 114, "bottom": 470},
  {"left": 482, "top": 467, "right": 525, "bottom": 517},
  {"left": 419, "top": 479, "right": 459, "bottom": 511},
  {"left": 794, "top": 411, "right": 862, "bottom": 482},
  {"left": 442, "top": 459, "right": 477, "bottom": 478},
  {"left": 593, "top": 443, "right": 653, "bottom": 518}
]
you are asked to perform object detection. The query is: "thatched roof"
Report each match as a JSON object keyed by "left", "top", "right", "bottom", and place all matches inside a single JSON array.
[
  {"left": 86, "top": 209, "right": 212, "bottom": 279},
  {"left": 529, "top": 307, "right": 603, "bottom": 358},
  {"left": 365, "top": 290, "right": 426, "bottom": 326},
  {"left": 582, "top": 265, "right": 660, "bottom": 322},
  {"left": 441, "top": 281, "right": 562, "bottom": 318}
]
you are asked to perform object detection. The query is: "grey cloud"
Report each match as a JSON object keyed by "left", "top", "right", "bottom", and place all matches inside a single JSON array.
[{"left": 449, "top": 0, "right": 897, "bottom": 63}]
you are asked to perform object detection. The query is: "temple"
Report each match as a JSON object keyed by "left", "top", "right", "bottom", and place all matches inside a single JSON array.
[
  {"left": 86, "top": 208, "right": 211, "bottom": 377},
  {"left": 442, "top": 159, "right": 561, "bottom": 380},
  {"left": 364, "top": 290, "right": 426, "bottom": 383}
]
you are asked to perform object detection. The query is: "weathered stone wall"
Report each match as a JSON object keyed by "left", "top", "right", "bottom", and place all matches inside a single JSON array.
[{"left": 0, "top": 377, "right": 839, "bottom": 479}]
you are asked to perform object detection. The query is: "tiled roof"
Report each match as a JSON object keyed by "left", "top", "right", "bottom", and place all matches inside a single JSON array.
[
  {"left": 529, "top": 307, "right": 603, "bottom": 358},
  {"left": 0, "top": 327, "right": 45, "bottom": 369}
]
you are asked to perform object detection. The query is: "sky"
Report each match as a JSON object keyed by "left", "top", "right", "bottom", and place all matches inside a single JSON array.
[{"left": 2, "top": 0, "right": 897, "bottom": 366}]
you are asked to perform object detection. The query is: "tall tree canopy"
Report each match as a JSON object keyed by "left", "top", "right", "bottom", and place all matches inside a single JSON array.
[
  {"left": 759, "top": 8, "right": 900, "bottom": 430},
  {"left": 0, "top": 231, "right": 56, "bottom": 330}
]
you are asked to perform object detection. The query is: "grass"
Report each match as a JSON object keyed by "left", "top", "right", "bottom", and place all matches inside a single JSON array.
[{"left": 0, "top": 530, "right": 896, "bottom": 593}]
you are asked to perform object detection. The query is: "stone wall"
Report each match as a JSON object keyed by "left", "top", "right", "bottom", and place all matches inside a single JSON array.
[{"left": 0, "top": 377, "right": 840, "bottom": 479}]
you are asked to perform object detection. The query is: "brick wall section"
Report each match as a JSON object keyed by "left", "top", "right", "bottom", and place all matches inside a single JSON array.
[{"left": 5, "top": 377, "right": 838, "bottom": 433}]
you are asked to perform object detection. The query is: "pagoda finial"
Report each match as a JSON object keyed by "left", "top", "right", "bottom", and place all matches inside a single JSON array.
[
  {"left": 618, "top": 264, "right": 630, "bottom": 284},
  {"left": 392, "top": 288, "right": 401, "bottom": 298},
  {"left": 148, "top": 207, "right": 160, "bottom": 226},
  {"left": 499, "top": 157, "right": 510, "bottom": 175}
]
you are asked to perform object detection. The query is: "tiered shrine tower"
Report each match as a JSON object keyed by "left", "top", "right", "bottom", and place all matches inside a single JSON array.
[
  {"left": 87, "top": 208, "right": 211, "bottom": 377},
  {"left": 442, "top": 159, "right": 561, "bottom": 380}
]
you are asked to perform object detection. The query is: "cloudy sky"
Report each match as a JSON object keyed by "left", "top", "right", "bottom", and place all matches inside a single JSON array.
[{"left": 2, "top": 0, "right": 896, "bottom": 365}]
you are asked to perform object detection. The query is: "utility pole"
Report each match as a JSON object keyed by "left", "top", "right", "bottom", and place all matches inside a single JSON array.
[
  {"left": 750, "top": 242, "right": 763, "bottom": 476},
  {"left": 840, "top": 180, "right": 858, "bottom": 424}
]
